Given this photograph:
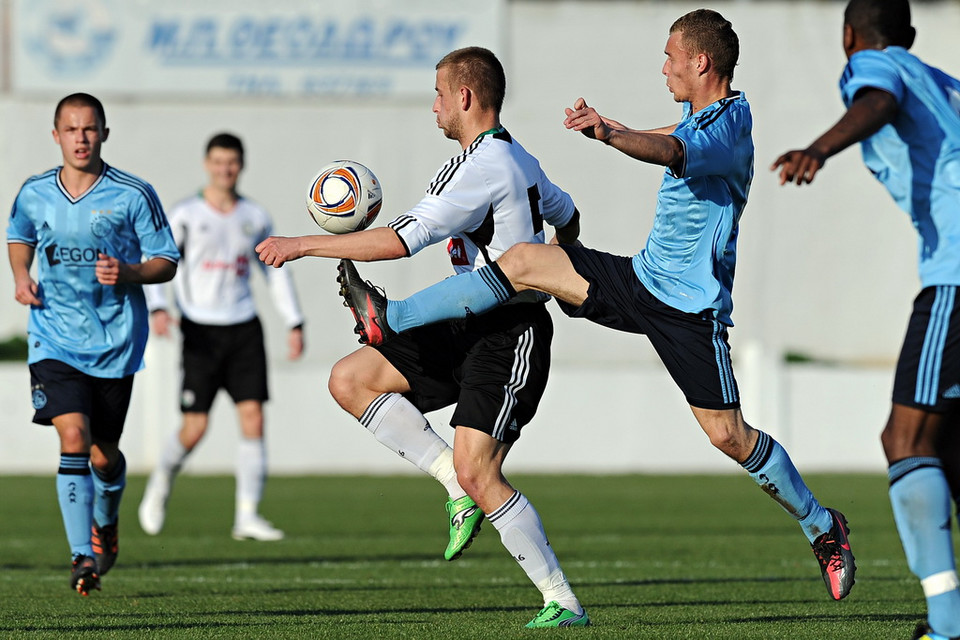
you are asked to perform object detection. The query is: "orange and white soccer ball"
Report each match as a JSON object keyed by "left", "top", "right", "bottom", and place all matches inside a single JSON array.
[{"left": 305, "top": 160, "right": 383, "bottom": 234}]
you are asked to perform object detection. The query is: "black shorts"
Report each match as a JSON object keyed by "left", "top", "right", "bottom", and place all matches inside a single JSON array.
[
  {"left": 893, "top": 286, "right": 960, "bottom": 412},
  {"left": 180, "top": 317, "right": 268, "bottom": 412},
  {"left": 555, "top": 245, "right": 739, "bottom": 410},
  {"left": 28, "top": 359, "right": 134, "bottom": 442},
  {"left": 375, "top": 302, "right": 553, "bottom": 443}
]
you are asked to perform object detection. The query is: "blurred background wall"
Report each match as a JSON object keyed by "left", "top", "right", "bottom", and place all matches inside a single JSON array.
[{"left": 2, "top": 0, "right": 958, "bottom": 474}]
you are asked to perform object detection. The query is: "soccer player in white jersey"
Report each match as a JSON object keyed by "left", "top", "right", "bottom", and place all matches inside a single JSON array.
[
  {"left": 6, "top": 93, "right": 179, "bottom": 595},
  {"left": 333, "top": 10, "right": 858, "bottom": 605},
  {"left": 773, "top": 1, "right": 960, "bottom": 637},
  {"left": 139, "top": 133, "right": 304, "bottom": 542},
  {"left": 257, "top": 46, "right": 589, "bottom": 628}
]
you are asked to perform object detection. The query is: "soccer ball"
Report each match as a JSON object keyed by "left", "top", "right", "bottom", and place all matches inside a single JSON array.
[{"left": 305, "top": 160, "right": 383, "bottom": 234}]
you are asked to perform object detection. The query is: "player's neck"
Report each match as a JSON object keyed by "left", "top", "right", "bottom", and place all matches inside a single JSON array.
[
  {"left": 459, "top": 116, "right": 501, "bottom": 149},
  {"left": 59, "top": 161, "right": 103, "bottom": 198},
  {"left": 203, "top": 185, "right": 238, "bottom": 213},
  {"left": 689, "top": 80, "right": 735, "bottom": 114}
]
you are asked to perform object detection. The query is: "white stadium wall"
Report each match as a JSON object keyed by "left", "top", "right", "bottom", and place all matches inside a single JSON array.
[{"left": 1, "top": 1, "right": 958, "bottom": 474}]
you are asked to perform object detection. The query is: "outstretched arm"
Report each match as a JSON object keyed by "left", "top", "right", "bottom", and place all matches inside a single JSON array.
[
  {"left": 257, "top": 225, "right": 407, "bottom": 268},
  {"left": 564, "top": 97, "right": 682, "bottom": 171},
  {"left": 771, "top": 88, "right": 898, "bottom": 186}
]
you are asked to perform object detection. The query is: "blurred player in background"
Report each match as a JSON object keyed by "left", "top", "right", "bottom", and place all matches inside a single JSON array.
[
  {"left": 139, "top": 133, "right": 304, "bottom": 542},
  {"left": 331, "top": 10, "right": 858, "bottom": 604},
  {"left": 257, "top": 47, "right": 589, "bottom": 628},
  {"left": 6, "top": 93, "right": 179, "bottom": 595},
  {"left": 772, "top": 1, "right": 960, "bottom": 637}
]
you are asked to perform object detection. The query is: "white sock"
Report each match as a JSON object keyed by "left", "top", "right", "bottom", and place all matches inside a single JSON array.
[
  {"left": 489, "top": 491, "right": 581, "bottom": 614},
  {"left": 158, "top": 428, "right": 188, "bottom": 475},
  {"left": 147, "top": 428, "right": 189, "bottom": 498},
  {"left": 361, "top": 393, "right": 465, "bottom": 499},
  {"left": 236, "top": 437, "right": 266, "bottom": 522}
]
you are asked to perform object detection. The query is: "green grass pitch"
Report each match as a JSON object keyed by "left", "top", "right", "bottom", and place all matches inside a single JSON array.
[{"left": 0, "top": 473, "right": 932, "bottom": 638}]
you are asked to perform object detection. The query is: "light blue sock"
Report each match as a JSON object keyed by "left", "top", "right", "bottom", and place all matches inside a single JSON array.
[
  {"left": 57, "top": 453, "right": 95, "bottom": 559},
  {"left": 889, "top": 458, "right": 960, "bottom": 638},
  {"left": 740, "top": 430, "right": 833, "bottom": 542},
  {"left": 387, "top": 264, "right": 515, "bottom": 333},
  {"left": 91, "top": 452, "right": 126, "bottom": 528}
]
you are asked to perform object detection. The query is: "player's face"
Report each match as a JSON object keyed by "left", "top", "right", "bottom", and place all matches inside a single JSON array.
[
  {"left": 204, "top": 147, "right": 243, "bottom": 192},
  {"left": 662, "top": 31, "right": 698, "bottom": 104},
  {"left": 52, "top": 105, "right": 107, "bottom": 173},
  {"left": 433, "top": 67, "right": 463, "bottom": 142}
]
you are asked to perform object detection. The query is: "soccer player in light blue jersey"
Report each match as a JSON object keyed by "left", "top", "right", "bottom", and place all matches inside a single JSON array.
[
  {"left": 325, "top": 10, "right": 857, "bottom": 603},
  {"left": 773, "top": 1, "right": 960, "bottom": 637},
  {"left": 6, "top": 93, "right": 179, "bottom": 595}
]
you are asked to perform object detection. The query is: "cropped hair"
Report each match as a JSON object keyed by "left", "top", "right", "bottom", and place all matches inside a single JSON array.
[
  {"left": 436, "top": 46, "right": 506, "bottom": 113},
  {"left": 206, "top": 132, "right": 245, "bottom": 164},
  {"left": 54, "top": 93, "right": 106, "bottom": 130},
  {"left": 844, "top": 0, "right": 914, "bottom": 48},
  {"left": 670, "top": 9, "right": 740, "bottom": 81}
]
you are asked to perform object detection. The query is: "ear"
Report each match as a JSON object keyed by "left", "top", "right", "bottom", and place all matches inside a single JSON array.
[
  {"left": 101, "top": 127, "right": 110, "bottom": 143},
  {"left": 696, "top": 52, "right": 710, "bottom": 75},
  {"left": 51, "top": 128, "right": 60, "bottom": 145},
  {"left": 904, "top": 26, "right": 916, "bottom": 49},
  {"left": 459, "top": 85, "right": 472, "bottom": 111},
  {"left": 842, "top": 23, "right": 856, "bottom": 55}
]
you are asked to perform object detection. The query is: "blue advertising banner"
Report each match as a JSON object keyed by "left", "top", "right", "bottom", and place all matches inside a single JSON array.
[{"left": 12, "top": 0, "right": 504, "bottom": 97}]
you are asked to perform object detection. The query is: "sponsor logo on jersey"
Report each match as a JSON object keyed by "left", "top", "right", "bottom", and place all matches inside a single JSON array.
[
  {"left": 201, "top": 255, "right": 249, "bottom": 276},
  {"left": 447, "top": 237, "right": 469, "bottom": 266},
  {"left": 45, "top": 244, "right": 107, "bottom": 267}
]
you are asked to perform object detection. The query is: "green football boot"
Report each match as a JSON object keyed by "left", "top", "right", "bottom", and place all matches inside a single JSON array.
[
  {"left": 444, "top": 495, "right": 483, "bottom": 561},
  {"left": 525, "top": 601, "right": 590, "bottom": 628}
]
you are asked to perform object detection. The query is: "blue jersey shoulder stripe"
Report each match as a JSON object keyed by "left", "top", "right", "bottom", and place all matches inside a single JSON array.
[
  {"left": 106, "top": 166, "right": 167, "bottom": 231},
  {"left": 23, "top": 168, "right": 58, "bottom": 186},
  {"left": 694, "top": 98, "right": 734, "bottom": 130}
]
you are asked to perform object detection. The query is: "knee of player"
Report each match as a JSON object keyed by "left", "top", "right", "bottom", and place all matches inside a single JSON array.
[
  {"left": 327, "top": 359, "right": 366, "bottom": 413},
  {"left": 706, "top": 426, "right": 748, "bottom": 459}
]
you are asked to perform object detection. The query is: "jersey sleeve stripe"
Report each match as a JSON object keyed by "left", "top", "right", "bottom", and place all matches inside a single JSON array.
[
  {"left": 387, "top": 214, "right": 418, "bottom": 232},
  {"left": 428, "top": 136, "right": 485, "bottom": 196}
]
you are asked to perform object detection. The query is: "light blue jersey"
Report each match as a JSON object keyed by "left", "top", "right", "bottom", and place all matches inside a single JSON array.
[
  {"left": 633, "top": 92, "right": 754, "bottom": 326},
  {"left": 840, "top": 47, "right": 960, "bottom": 287},
  {"left": 6, "top": 163, "right": 180, "bottom": 378}
]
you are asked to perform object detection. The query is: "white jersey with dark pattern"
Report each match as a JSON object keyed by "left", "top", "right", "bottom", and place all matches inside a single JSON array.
[
  {"left": 144, "top": 194, "right": 303, "bottom": 328},
  {"left": 387, "top": 127, "right": 576, "bottom": 274}
]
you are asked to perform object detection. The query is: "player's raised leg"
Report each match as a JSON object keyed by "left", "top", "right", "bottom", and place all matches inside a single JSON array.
[
  {"left": 337, "top": 243, "right": 588, "bottom": 345},
  {"left": 693, "top": 406, "right": 856, "bottom": 600},
  {"left": 328, "top": 349, "right": 480, "bottom": 559}
]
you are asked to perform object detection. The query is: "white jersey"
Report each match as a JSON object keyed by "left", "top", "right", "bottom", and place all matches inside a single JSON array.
[
  {"left": 388, "top": 127, "right": 576, "bottom": 273},
  {"left": 145, "top": 194, "right": 303, "bottom": 327}
]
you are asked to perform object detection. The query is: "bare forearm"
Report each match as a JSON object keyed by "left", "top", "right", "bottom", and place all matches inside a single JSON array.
[
  {"left": 120, "top": 257, "right": 177, "bottom": 284},
  {"left": 605, "top": 129, "right": 684, "bottom": 169},
  {"left": 298, "top": 227, "right": 407, "bottom": 262},
  {"left": 8, "top": 242, "right": 34, "bottom": 280},
  {"left": 809, "top": 89, "right": 899, "bottom": 160}
]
